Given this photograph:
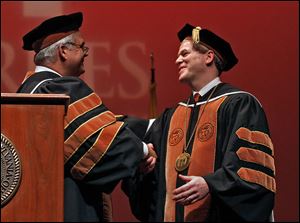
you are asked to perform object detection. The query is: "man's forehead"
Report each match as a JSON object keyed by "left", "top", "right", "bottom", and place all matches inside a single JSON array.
[
  {"left": 178, "top": 38, "right": 193, "bottom": 51},
  {"left": 73, "top": 31, "right": 83, "bottom": 39}
]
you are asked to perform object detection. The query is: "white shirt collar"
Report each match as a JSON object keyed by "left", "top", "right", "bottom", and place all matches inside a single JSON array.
[
  {"left": 35, "top": 66, "right": 62, "bottom": 77},
  {"left": 193, "top": 77, "right": 222, "bottom": 97}
]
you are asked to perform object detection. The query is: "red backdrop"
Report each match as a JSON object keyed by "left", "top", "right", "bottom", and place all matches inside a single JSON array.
[{"left": 1, "top": 1, "right": 298, "bottom": 221}]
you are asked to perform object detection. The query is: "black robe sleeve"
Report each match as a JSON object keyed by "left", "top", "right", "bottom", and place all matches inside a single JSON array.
[
  {"left": 17, "top": 72, "right": 148, "bottom": 221},
  {"left": 123, "top": 91, "right": 275, "bottom": 222},
  {"left": 121, "top": 108, "right": 174, "bottom": 221},
  {"left": 203, "top": 93, "right": 275, "bottom": 221},
  {"left": 116, "top": 115, "right": 150, "bottom": 140},
  {"left": 33, "top": 76, "right": 145, "bottom": 192}
]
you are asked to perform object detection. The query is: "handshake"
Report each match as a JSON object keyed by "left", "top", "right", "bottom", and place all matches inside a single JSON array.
[
  {"left": 140, "top": 143, "right": 157, "bottom": 174},
  {"left": 146, "top": 143, "right": 157, "bottom": 159}
]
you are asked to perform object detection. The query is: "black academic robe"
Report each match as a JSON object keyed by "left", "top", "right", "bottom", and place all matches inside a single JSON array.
[
  {"left": 17, "top": 71, "right": 145, "bottom": 222},
  {"left": 122, "top": 83, "right": 276, "bottom": 222}
]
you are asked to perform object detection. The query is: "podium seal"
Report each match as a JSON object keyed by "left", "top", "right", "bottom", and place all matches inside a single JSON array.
[{"left": 1, "top": 133, "right": 22, "bottom": 207}]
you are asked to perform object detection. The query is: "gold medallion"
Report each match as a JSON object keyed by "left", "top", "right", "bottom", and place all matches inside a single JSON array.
[{"left": 175, "top": 152, "right": 191, "bottom": 172}]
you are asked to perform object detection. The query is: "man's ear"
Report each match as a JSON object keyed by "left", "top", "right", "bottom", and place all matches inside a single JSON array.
[
  {"left": 58, "top": 45, "right": 68, "bottom": 61},
  {"left": 205, "top": 50, "right": 215, "bottom": 65}
]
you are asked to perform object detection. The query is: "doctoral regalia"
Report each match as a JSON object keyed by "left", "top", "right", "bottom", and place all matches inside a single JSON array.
[
  {"left": 17, "top": 71, "right": 145, "bottom": 221},
  {"left": 123, "top": 82, "right": 275, "bottom": 222}
]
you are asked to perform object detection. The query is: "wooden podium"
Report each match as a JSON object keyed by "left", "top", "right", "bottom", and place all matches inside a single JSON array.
[{"left": 1, "top": 93, "right": 69, "bottom": 222}]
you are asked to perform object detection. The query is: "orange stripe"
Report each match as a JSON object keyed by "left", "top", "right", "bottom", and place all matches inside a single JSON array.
[
  {"left": 184, "top": 96, "right": 226, "bottom": 221},
  {"left": 164, "top": 106, "right": 191, "bottom": 222},
  {"left": 237, "top": 167, "right": 276, "bottom": 193},
  {"left": 64, "top": 93, "right": 102, "bottom": 128},
  {"left": 71, "top": 121, "right": 124, "bottom": 180},
  {"left": 237, "top": 147, "right": 275, "bottom": 173},
  {"left": 64, "top": 111, "right": 116, "bottom": 163},
  {"left": 236, "top": 127, "right": 274, "bottom": 155},
  {"left": 164, "top": 96, "right": 227, "bottom": 222}
]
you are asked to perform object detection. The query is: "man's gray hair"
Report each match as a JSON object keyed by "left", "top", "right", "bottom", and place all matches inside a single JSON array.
[{"left": 34, "top": 33, "right": 75, "bottom": 65}]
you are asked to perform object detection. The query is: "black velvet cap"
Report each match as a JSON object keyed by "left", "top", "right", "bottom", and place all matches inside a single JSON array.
[
  {"left": 177, "top": 23, "right": 238, "bottom": 71},
  {"left": 22, "top": 12, "right": 83, "bottom": 52}
]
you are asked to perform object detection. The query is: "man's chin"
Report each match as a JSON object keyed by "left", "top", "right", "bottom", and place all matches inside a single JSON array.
[{"left": 178, "top": 75, "right": 188, "bottom": 83}]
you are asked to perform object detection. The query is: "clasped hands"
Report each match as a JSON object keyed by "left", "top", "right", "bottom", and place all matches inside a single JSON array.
[{"left": 139, "top": 143, "right": 157, "bottom": 174}]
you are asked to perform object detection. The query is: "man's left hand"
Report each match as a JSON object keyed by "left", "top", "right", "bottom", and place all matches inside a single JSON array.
[{"left": 172, "top": 174, "right": 209, "bottom": 205}]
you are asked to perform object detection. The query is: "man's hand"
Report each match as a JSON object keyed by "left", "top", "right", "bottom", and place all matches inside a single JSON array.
[
  {"left": 147, "top": 143, "right": 158, "bottom": 158},
  {"left": 172, "top": 174, "right": 209, "bottom": 205},
  {"left": 139, "top": 143, "right": 157, "bottom": 174}
]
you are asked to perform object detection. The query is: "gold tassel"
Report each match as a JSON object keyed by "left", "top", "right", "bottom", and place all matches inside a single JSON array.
[{"left": 192, "top": 26, "right": 201, "bottom": 43}]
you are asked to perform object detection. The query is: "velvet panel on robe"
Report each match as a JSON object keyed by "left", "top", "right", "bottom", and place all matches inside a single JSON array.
[
  {"left": 122, "top": 83, "right": 275, "bottom": 222},
  {"left": 17, "top": 71, "right": 144, "bottom": 221}
]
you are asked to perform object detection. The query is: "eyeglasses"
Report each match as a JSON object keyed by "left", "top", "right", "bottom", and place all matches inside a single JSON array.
[{"left": 65, "top": 42, "right": 89, "bottom": 54}]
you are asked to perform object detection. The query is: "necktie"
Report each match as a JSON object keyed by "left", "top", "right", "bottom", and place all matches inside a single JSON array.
[{"left": 194, "top": 93, "right": 201, "bottom": 103}]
